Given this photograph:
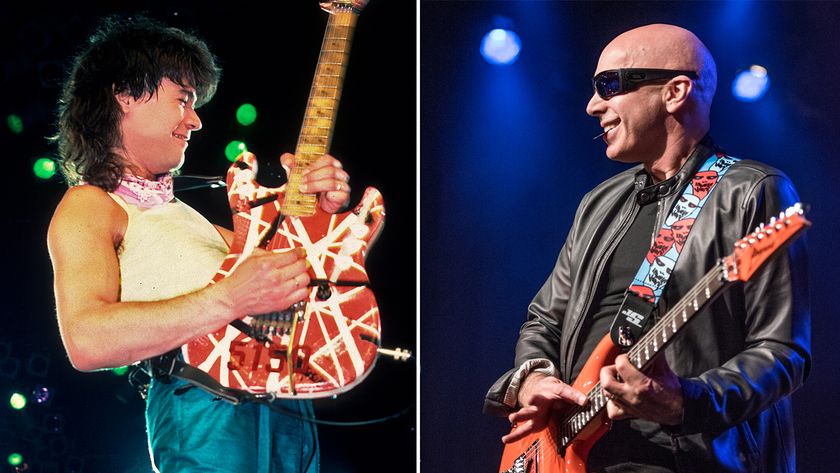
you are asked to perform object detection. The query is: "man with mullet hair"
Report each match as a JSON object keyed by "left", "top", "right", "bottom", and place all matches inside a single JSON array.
[
  {"left": 487, "top": 24, "right": 809, "bottom": 472},
  {"left": 48, "top": 16, "right": 352, "bottom": 472}
]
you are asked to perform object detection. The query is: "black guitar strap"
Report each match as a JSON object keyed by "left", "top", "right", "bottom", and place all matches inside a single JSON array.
[{"left": 132, "top": 349, "right": 272, "bottom": 404}]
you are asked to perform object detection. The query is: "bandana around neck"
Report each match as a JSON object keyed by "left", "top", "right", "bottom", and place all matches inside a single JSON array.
[{"left": 114, "top": 173, "right": 174, "bottom": 209}]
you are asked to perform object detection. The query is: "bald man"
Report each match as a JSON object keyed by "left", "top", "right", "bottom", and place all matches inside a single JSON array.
[{"left": 485, "top": 25, "right": 809, "bottom": 472}]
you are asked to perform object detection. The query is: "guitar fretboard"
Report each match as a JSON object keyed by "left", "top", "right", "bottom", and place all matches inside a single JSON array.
[
  {"left": 282, "top": 7, "right": 359, "bottom": 216},
  {"left": 556, "top": 263, "right": 728, "bottom": 448}
]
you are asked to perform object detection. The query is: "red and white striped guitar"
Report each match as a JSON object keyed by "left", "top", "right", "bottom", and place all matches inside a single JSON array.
[
  {"left": 182, "top": 0, "right": 387, "bottom": 399},
  {"left": 499, "top": 204, "right": 810, "bottom": 473}
]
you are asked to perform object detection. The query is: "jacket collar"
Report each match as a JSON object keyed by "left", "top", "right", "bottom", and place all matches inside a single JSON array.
[{"left": 633, "top": 134, "right": 717, "bottom": 205}]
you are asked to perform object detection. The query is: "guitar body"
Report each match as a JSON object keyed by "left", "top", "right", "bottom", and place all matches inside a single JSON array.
[
  {"left": 181, "top": 0, "right": 383, "bottom": 399},
  {"left": 183, "top": 151, "right": 385, "bottom": 398},
  {"left": 499, "top": 335, "right": 619, "bottom": 473}
]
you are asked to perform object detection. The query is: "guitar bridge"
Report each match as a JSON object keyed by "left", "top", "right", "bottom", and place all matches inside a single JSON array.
[{"left": 250, "top": 305, "right": 303, "bottom": 340}]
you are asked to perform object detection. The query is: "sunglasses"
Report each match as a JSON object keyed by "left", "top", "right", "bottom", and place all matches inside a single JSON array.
[{"left": 592, "top": 68, "right": 699, "bottom": 99}]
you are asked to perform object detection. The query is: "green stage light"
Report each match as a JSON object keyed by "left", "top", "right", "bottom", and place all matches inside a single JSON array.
[
  {"left": 7, "top": 114, "right": 23, "bottom": 135},
  {"left": 225, "top": 140, "right": 247, "bottom": 162},
  {"left": 33, "top": 158, "right": 56, "bottom": 180},
  {"left": 9, "top": 393, "right": 26, "bottom": 410},
  {"left": 236, "top": 103, "right": 257, "bottom": 126},
  {"left": 111, "top": 366, "right": 129, "bottom": 376},
  {"left": 7, "top": 453, "right": 22, "bottom": 466}
]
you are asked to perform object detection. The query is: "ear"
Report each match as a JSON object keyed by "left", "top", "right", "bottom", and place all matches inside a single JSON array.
[
  {"left": 663, "top": 76, "right": 693, "bottom": 113},
  {"left": 113, "top": 87, "right": 134, "bottom": 114}
]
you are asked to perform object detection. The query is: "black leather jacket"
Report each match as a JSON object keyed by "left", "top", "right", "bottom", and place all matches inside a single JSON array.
[{"left": 485, "top": 138, "right": 811, "bottom": 472}]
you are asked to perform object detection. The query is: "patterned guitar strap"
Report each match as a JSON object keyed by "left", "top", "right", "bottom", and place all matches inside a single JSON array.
[{"left": 609, "top": 152, "right": 739, "bottom": 349}]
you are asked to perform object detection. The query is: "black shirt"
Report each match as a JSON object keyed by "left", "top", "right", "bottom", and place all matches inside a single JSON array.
[{"left": 569, "top": 179, "right": 678, "bottom": 473}]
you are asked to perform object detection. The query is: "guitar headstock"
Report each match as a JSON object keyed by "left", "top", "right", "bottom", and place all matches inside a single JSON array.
[
  {"left": 722, "top": 203, "right": 810, "bottom": 282},
  {"left": 320, "top": 0, "right": 368, "bottom": 14}
]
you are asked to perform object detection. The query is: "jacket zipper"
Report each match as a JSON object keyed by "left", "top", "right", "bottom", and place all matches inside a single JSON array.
[
  {"left": 562, "top": 197, "right": 640, "bottom": 384},
  {"left": 562, "top": 174, "right": 681, "bottom": 383}
]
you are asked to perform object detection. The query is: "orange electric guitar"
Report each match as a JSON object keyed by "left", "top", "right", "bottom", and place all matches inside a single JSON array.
[
  {"left": 499, "top": 204, "right": 810, "bottom": 473},
  {"left": 181, "top": 0, "right": 391, "bottom": 400}
]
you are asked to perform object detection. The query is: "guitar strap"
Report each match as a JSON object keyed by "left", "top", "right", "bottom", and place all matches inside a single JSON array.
[
  {"left": 609, "top": 152, "right": 739, "bottom": 349},
  {"left": 131, "top": 349, "right": 273, "bottom": 404}
]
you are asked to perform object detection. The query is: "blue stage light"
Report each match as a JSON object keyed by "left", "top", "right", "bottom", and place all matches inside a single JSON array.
[
  {"left": 732, "top": 65, "right": 770, "bottom": 102},
  {"left": 480, "top": 29, "right": 521, "bottom": 65}
]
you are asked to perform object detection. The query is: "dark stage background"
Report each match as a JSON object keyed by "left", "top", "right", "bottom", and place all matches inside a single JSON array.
[
  {"left": 422, "top": 1, "right": 838, "bottom": 472},
  {"left": 2, "top": 1, "right": 415, "bottom": 472}
]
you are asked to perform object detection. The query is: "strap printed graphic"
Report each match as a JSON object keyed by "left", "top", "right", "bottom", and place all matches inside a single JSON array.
[{"left": 630, "top": 153, "right": 739, "bottom": 304}]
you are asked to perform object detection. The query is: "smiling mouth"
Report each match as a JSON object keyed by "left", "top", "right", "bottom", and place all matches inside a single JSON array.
[
  {"left": 172, "top": 132, "right": 189, "bottom": 141},
  {"left": 592, "top": 124, "right": 618, "bottom": 140}
]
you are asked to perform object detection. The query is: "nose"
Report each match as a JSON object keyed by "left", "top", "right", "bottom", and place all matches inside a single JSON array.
[
  {"left": 185, "top": 107, "right": 202, "bottom": 131},
  {"left": 586, "top": 92, "right": 605, "bottom": 117}
]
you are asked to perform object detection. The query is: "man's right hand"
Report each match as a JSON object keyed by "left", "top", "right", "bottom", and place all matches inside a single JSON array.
[
  {"left": 502, "top": 372, "right": 588, "bottom": 444},
  {"left": 49, "top": 186, "right": 315, "bottom": 371},
  {"left": 216, "top": 247, "right": 311, "bottom": 318}
]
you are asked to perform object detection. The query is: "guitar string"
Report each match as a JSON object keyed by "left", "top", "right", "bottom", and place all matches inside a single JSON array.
[
  {"left": 555, "top": 265, "right": 722, "bottom": 443},
  {"left": 626, "top": 265, "right": 722, "bottom": 364},
  {"left": 216, "top": 10, "right": 368, "bottom": 401},
  {"left": 557, "top": 266, "right": 718, "bottom": 438},
  {"left": 544, "top": 218, "right": 800, "bottom": 446},
  {"left": 274, "top": 10, "right": 364, "bottom": 401},
  {"left": 558, "top": 215, "right": 804, "bottom": 441},
  {"left": 288, "top": 10, "right": 350, "bottom": 212},
  {"left": 297, "top": 11, "right": 343, "bottom": 169},
  {"left": 505, "top": 426, "right": 545, "bottom": 469}
]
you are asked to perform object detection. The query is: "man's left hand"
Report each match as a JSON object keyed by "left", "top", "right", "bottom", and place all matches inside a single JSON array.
[
  {"left": 599, "top": 354, "right": 683, "bottom": 426},
  {"left": 281, "top": 153, "right": 351, "bottom": 214}
]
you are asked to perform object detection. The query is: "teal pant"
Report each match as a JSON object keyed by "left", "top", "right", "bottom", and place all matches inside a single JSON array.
[{"left": 145, "top": 378, "right": 319, "bottom": 472}]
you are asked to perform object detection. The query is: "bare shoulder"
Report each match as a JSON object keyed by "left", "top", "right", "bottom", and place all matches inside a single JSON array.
[{"left": 48, "top": 185, "right": 127, "bottom": 254}]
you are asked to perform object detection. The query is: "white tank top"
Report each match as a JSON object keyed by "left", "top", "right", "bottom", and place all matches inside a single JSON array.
[{"left": 108, "top": 194, "right": 229, "bottom": 302}]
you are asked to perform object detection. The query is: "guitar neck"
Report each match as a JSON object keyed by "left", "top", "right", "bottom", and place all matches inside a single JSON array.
[
  {"left": 627, "top": 265, "right": 727, "bottom": 371},
  {"left": 556, "top": 263, "right": 729, "bottom": 448},
  {"left": 283, "top": 7, "right": 360, "bottom": 216}
]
